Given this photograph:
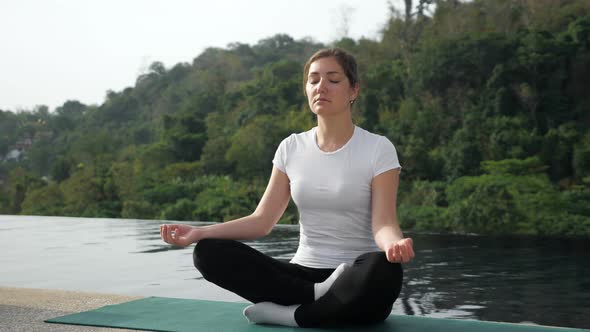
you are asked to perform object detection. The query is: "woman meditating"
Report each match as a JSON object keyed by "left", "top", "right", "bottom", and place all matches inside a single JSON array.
[{"left": 160, "top": 47, "right": 415, "bottom": 328}]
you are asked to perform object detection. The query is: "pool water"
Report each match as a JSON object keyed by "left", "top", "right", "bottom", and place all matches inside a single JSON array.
[{"left": 0, "top": 215, "right": 588, "bottom": 329}]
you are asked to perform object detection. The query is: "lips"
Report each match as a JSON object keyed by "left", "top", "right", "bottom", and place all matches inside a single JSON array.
[{"left": 314, "top": 97, "right": 330, "bottom": 103}]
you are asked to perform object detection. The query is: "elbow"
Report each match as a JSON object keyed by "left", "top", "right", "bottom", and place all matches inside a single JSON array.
[
  {"left": 252, "top": 213, "right": 275, "bottom": 238},
  {"left": 257, "top": 223, "right": 274, "bottom": 238},
  {"left": 261, "top": 226, "right": 273, "bottom": 237}
]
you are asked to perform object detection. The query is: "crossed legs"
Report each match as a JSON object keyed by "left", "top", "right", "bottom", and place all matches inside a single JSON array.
[{"left": 193, "top": 239, "right": 402, "bottom": 327}]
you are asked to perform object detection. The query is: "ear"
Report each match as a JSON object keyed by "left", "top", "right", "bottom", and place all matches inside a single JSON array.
[{"left": 350, "top": 82, "right": 360, "bottom": 101}]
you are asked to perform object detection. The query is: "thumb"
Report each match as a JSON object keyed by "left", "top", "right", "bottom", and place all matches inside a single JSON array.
[{"left": 386, "top": 246, "right": 396, "bottom": 262}]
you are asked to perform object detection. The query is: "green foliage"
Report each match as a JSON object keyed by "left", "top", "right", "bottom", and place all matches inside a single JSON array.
[
  {"left": 60, "top": 167, "right": 103, "bottom": 217},
  {"left": 121, "top": 200, "right": 156, "bottom": 220},
  {"left": 566, "top": 14, "right": 590, "bottom": 48},
  {"left": 135, "top": 142, "right": 176, "bottom": 172},
  {"left": 160, "top": 198, "right": 200, "bottom": 221},
  {"left": 0, "top": 110, "right": 19, "bottom": 156},
  {"left": 480, "top": 157, "right": 547, "bottom": 176},
  {"left": 162, "top": 112, "right": 207, "bottom": 162},
  {"left": 484, "top": 116, "right": 540, "bottom": 160},
  {"left": 398, "top": 205, "right": 448, "bottom": 232},
  {"left": 413, "top": 33, "right": 516, "bottom": 95},
  {"left": 6, "top": 167, "right": 45, "bottom": 214},
  {"left": 398, "top": 180, "right": 448, "bottom": 231},
  {"left": 21, "top": 183, "right": 64, "bottom": 216},
  {"left": 52, "top": 100, "right": 86, "bottom": 131},
  {"left": 51, "top": 157, "right": 73, "bottom": 182},
  {"left": 445, "top": 160, "right": 590, "bottom": 236},
  {"left": 142, "top": 183, "right": 193, "bottom": 206},
  {"left": 442, "top": 115, "right": 483, "bottom": 179},
  {"left": 561, "top": 186, "right": 590, "bottom": 217},
  {"left": 573, "top": 130, "right": 590, "bottom": 180},
  {"left": 226, "top": 115, "right": 288, "bottom": 178},
  {"left": 161, "top": 162, "right": 203, "bottom": 181},
  {"left": 541, "top": 122, "right": 580, "bottom": 181},
  {"left": 200, "top": 136, "right": 233, "bottom": 175},
  {"left": 193, "top": 176, "right": 265, "bottom": 222},
  {"left": 446, "top": 174, "right": 536, "bottom": 234}
]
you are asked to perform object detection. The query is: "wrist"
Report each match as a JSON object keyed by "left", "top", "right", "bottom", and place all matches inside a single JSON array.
[{"left": 190, "top": 227, "right": 204, "bottom": 243}]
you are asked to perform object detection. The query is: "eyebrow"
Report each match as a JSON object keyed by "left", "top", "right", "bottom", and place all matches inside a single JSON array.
[{"left": 308, "top": 71, "right": 343, "bottom": 76}]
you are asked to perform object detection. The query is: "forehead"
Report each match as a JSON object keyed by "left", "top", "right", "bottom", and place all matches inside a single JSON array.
[{"left": 308, "top": 57, "right": 344, "bottom": 75}]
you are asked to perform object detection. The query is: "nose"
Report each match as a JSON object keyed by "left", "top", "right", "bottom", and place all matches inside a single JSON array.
[{"left": 315, "top": 77, "right": 328, "bottom": 93}]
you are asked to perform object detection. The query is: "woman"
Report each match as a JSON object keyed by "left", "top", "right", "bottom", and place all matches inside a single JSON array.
[{"left": 160, "top": 47, "right": 415, "bottom": 327}]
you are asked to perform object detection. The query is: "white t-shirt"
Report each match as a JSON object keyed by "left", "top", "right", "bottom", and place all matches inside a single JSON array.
[{"left": 272, "top": 125, "right": 401, "bottom": 268}]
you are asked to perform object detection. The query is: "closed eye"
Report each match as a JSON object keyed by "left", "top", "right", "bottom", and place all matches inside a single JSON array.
[{"left": 309, "top": 80, "right": 340, "bottom": 84}]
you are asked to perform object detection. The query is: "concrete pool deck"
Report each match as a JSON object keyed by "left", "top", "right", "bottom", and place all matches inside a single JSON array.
[
  {"left": 0, "top": 286, "right": 142, "bottom": 331},
  {"left": 1, "top": 286, "right": 587, "bottom": 331}
]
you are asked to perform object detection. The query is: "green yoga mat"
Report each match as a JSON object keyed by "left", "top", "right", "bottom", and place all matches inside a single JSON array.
[{"left": 45, "top": 297, "right": 587, "bottom": 332}]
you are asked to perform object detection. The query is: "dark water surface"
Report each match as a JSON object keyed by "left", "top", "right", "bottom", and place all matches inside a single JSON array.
[{"left": 1, "top": 215, "right": 588, "bottom": 329}]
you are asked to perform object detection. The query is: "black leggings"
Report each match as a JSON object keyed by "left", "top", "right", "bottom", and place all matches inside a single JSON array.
[{"left": 193, "top": 239, "right": 403, "bottom": 327}]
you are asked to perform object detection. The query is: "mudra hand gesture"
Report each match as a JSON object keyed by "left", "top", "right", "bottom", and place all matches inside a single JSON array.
[
  {"left": 385, "top": 238, "right": 415, "bottom": 263},
  {"left": 160, "top": 224, "right": 198, "bottom": 247}
]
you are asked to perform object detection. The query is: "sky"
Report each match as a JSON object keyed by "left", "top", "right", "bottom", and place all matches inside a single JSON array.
[{"left": 0, "top": 0, "right": 404, "bottom": 112}]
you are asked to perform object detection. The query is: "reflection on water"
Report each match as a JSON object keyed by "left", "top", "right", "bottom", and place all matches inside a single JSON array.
[{"left": 0, "top": 215, "right": 588, "bottom": 329}]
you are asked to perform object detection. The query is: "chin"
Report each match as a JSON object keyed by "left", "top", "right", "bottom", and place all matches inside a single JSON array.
[
  {"left": 313, "top": 107, "right": 344, "bottom": 117},
  {"left": 312, "top": 105, "right": 332, "bottom": 114},
  {"left": 312, "top": 109, "right": 328, "bottom": 116}
]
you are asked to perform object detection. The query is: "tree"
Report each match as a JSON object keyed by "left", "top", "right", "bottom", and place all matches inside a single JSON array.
[
  {"left": 162, "top": 112, "right": 207, "bottom": 162},
  {"left": 7, "top": 167, "right": 45, "bottom": 214},
  {"left": 53, "top": 100, "right": 86, "bottom": 131},
  {"left": 20, "top": 183, "right": 64, "bottom": 216},
  {"left": 573, "top": 130, "right": 590, "bottom": 180},
  {"left": 60, "top": 166, "right": 102, "bottom": 217},
  {"left": 226, "top": 115, "right": 287, "bottom": 178}
]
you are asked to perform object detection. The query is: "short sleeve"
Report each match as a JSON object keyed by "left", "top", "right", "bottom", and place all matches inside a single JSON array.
[
  {"left": 372, "top": 136, "right": 401, "bottom": 177},
  {"left": 272, "top": 137, "right": 289, "bottom": 173}
]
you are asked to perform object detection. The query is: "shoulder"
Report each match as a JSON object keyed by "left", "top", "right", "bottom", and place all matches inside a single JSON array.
[
  {"left": 279, "top": 127, "right": 314, "bottom": 149},
  {"left": 355, "top": 126, "right": 394, "bottom": 148},
  {"left": 355, "top": 127, "right": 399, "bottom": 170}
]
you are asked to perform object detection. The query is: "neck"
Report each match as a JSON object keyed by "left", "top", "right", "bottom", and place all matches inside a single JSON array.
[{"left": 315, "top": 113, "right": 355, "bottom": 152}]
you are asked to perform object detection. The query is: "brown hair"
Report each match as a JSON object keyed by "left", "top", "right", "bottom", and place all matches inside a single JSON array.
[{"left": 302, "top": 48, "right": 359, "bottom": 95}]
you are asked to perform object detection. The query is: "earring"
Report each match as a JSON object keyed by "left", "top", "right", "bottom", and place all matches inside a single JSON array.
[{"left": 350, "top": 100, "right": 355, "bottom": 105}]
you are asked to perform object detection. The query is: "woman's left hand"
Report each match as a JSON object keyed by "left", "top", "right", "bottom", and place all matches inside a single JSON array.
[{"left": 385, "top": 238, "right": 415, "bottom": 263}]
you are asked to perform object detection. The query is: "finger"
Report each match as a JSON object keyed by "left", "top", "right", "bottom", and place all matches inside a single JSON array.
[
  {"left": 170, "top": 226, "right": 177, "bottom": 243},
  {"left": 395, "top": 244, "right": 403, "bottom": 263},
  {"left": 408, "top": 243, "right": 415, "bottom": 260},
  {"left": 171, "top": 226, "right": 181, "bottom": 244},
  {"left": 399, "top": 244, "right": 408, "bottom": 263},
  {"left": 404, "top": 239, "right": 415, "bottom": 260},
  {"left": 165, "top": 225, "right": 172, "bottom": 243},
  {"left": 387, "top": 246, "right": 396, "bottom": 263},
  {"left": 401, "top": 244, "right": 410, "bottom": 263},
  {"left": 162, "top": 225, "right": 169, "bottom": 243}
]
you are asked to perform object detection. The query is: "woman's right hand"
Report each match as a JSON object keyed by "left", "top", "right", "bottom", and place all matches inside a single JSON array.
[{"left": 160, "top": 224, "right": 200, "bottom": 247}]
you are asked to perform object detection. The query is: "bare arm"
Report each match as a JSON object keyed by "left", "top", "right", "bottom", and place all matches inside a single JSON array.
[
  {"left": 371, "top": 168, "right": 415, "bottom": 263},
  {"left": 161, "top": 166, "right": 291, "bottom": 246}
]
